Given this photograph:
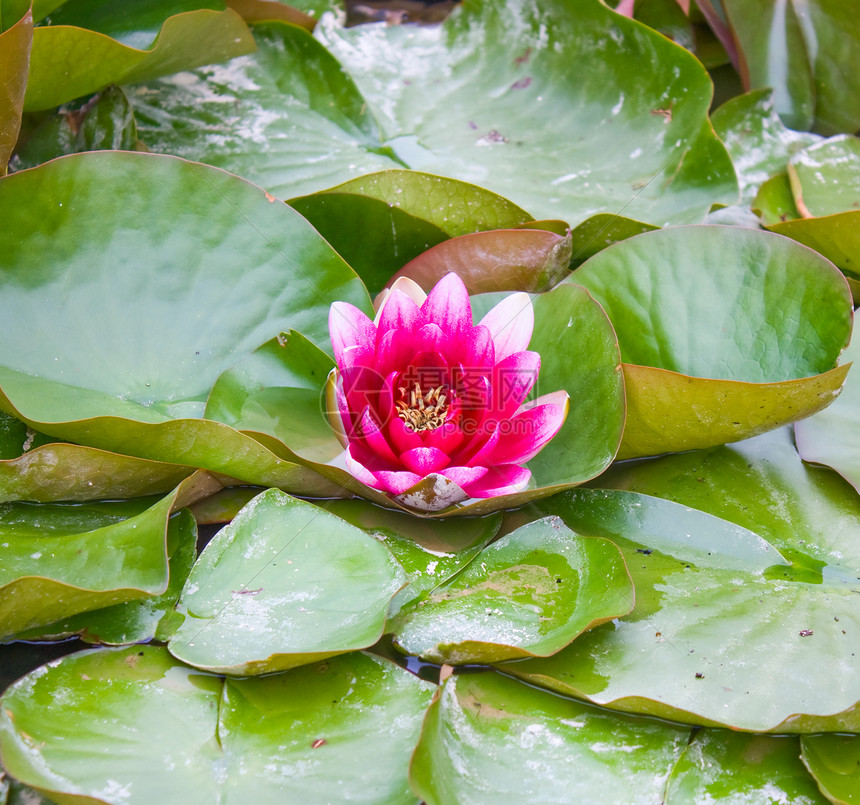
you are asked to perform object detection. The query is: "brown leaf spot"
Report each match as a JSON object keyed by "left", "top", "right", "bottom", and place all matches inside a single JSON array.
[
  {"left": 511, "top": 77, "right": 532, "bottom": 90},
  {"left": 799, "top": 629, "right": 814, "bottom": 637},
  {"left": 311, "top": 739, "right": 327, "bottom": 749}
]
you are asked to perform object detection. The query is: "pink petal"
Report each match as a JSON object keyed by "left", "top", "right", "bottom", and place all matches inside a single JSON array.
[
  {"left": 490, "top": 351, "right": 540, "bottom": 418},
  {"left": 486, "top": 394, "right": 570, "bottom": 465},
  {"left": 450, "top": 323, "right": 494, "bottom": 369},
  {"left": 330, "top": 302, "right": 376, "bottom": 368},
  {"left": 400, "top": 446, "right": 451, "bottom": 475},
  {"left": 421, "top": 273, "right": 472, "bottom": 345},
  {"left": 374, "top": 277, "right": 427, "bottom": 318},
  {"left": 479, "top": 292, "right": 534, "bottom": 361},
  {"left": 387, "top": 413, "right": 425, "bottom": 455},
  {"left": 463, "top": 464, "right": 531, "bottom": 498},
  {"left": 420, "top": 419, "right": 464, "bottom": 455},
  {"left": 353, "top": 407, "right": 400, "bottom": 466},
  {"left": 374, "top": 288, "right": 423, "bottom": 344},
  {"left": 344, "top": 447, "right": 384, "bottom": 488},
  {"left": 437, "top": 465, "right": 488, "bottom": 491},
  {"left": 372, "top": 469, "right": 424, "bottom": 495},
  {"left": 376, "top": 329, "right": 418, "bottom": 377}
]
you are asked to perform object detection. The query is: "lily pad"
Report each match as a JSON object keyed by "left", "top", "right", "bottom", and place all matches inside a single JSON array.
[
  {"left": 12, "top": 508, "right": 197, "bottom": 645},
  {"left": 0, "top": 645, "right": 433, "bottom": 804},
  {"left": 788, "top": 135, "right": 860, "bottom": 218},
  {"left": 0, "top": 2, "right": 30, "bottom": 174},
  {"left": 721, "top": 0, "right": 860, "bottom": 134},
  {"left": 132, "top": 0, "right": 737, "bottom": 227},
  {"left": 666, "top": 730, "right": 829, "bottom": 804},
  {"left": 507, "top": 428, "right": 860, "bottom": 732},
  {"left": 0, "top": 473, "right": 215, "bottom": 640},
  {"left": 754, "top": 173, "right": 802, "bottom": 225},
  {"left": 796, "top": 336, "right": 860, "bottom": 494},
  {"left": 568, "top": 213, "right": 658, "bottom": 269},
  {"left": 571, "top": 225, "right": 852, "bottom": 457},
  {"left": 801, "top": 733, "right": 860, "bottom": 804},
  {"left": 289, "top": 170, "right": 533, "bottom": 295},
  {"left": 168, "top": 489, "right": 405, "bottom": 674},
  {"left": 0, "top": 443, "right": 194, "bottom": 503},
  {"left": 387, "top": 228, "right": 572, "bottom": 296},
  {"left": 410, "top": 670, "right": 691, "bottom": 805},
  {"left": 712, "top": 88, "right": 821, "bottom": 202},
  {"left": 0, "top": 151, "right": 368, "bottom": 492},
  {"left": 389, "top": 516, "right": 633, "bottom": 664},
  {"left": 25, "top": 2, "right": 255, "bottom": 111}
]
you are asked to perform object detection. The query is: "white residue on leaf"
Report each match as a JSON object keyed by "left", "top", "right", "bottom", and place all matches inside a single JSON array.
[{"left": 612, "top": 93, "right": 624, "bottom": 115}]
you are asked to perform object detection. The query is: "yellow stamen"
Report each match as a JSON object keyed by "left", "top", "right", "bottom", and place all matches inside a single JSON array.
[{"left": 396, "top": 382, "right": 450, "bottom": 432}]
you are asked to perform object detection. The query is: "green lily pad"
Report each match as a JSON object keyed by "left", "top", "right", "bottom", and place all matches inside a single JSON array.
[
  {"left": 722, "top": 0, "right": 860, "bottom": 135},
  {"left": 289, "top": 171, "right": 533, "bottom": 295},
  {"left": 132, "top": 0, "right": 737, "bottom": 227},
  {"left": 225, "top": 0, "right": 316, "bottom": 30},
  {"left": 387, "top": 228, "right": 572, "bottom": 296},
  {"left": 754, "top": 173, "right": 802, "bottom": 225},
  {"left": 12, "top": 508, "right": 197, "bottom": 645},
  {"left": 712, "top": 88, "right": 821, "bottom": 202},
  {"left": 0, "top": 151, "right": 368, "bottom": 492},
  {"left": 410, "top": 670, "right": 691, "bottom": 805},
  {"left": 24, "top": 2, "right": 255, "bottom": 111},
  {"left": 801, "top": 733, "right": 860, "bottom": 804},
  {"left": 796, "top": 336, "right": 860, "bottom": 494},
  {"left": 0, "top": 645, "right": 433, "bottom": 804},
  {"left": 0, "top": 473, "right": 215, "bottom": 640},
  {"left": 666, "top": 731, "right": 829, "bottom": 804},
  {"left": 168, "top": 489, "right": 405, "bottom": 674},
  {"left": 788, "top": 135, "right": 860, "bottom": 218},
  {"left": 390, "top": 516, "right": 633, "bottom": 664},
  {"left": 572, "top": 225, "right": 852, "bottom": 457},
  {"left": 508, "top": 428, "right": 860, "bottom": 732},
  {"left": 0, "top": 3, "right": 31, "bottom": 174},
  {"left": 0, "top": 443, "right": 194, "bottom": 503}
]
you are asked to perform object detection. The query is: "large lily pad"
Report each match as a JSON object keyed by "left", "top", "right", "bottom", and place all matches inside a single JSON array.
[
  {"left": 0, "top": 645, "right": 434, "bottom": 804},
  {"left": 801, "top": 733, "right": 860, "bottom": 804},
  {"left": 131, "top": 0, "right": 737, "bottom": 227},
  {"left": 410, "top": 670, "right": 691, "bottom": 805},
  {"left": 0, "top": 473, "right": 216, "bottom": 640},
  {"left": 0, "top": 151, "right": 368, "bottom": 492},
  {"left": 788, "top": 135, "right": 860, "bottom": 218},
  {"left": 168, "top": 489, "right": 405, "bottom": 674},
  {"left": 571, "top": 225, "right": 852, "bottom": 457},
  {"left": 506, "top": 428, "right": 860, "bottom": 732},
  {"left": 390, "top": 516, "right": 633, "bottom": 664},
  {"left": 25, "top": 2, "right": 255, "bottom": 111}
]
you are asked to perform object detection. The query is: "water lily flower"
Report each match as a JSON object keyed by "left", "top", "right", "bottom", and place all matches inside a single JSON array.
[{"left": 326, "top": 273, "right": 569, "bottom": 510}]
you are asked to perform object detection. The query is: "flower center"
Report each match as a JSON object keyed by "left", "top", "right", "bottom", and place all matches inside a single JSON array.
[{"left": 395, "top": 382, "right": 450, "bottom": 432}]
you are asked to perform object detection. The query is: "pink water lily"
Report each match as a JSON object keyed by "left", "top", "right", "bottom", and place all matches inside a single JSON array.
[{"left": 326, "top": 273, "right": 569, "bottom": 511}]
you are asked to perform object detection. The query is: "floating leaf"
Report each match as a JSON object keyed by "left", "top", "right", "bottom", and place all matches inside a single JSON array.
[
  {"left": 410, "top": 671, "right": 691, "bottom": 805},
  {"left": 788, "top": 135, "right": 860, "bottom": 218},
  {"left": 666, "top": 731, "right": 829, "bottom": 804},
  {"left": 754, "top": 173, "right": 802, "bottom": 225},
  {"left": 168, "top": 489, "right": 405, "bottom": 674},
  {"left": 572, "top": 225, "right": 852, "bottom": 457},
  {"left": 801, "top": 733, "right": 860, "bottom": 804},
  {"left": 390, "top": 516, "right": 633, "bottom": 664},
  {"left": 507, "top": 428, "right": 860, "bottom": 732},
  {"left": 0, "top": 473, "right": 216, "bottom": 640},
  {"left": 289, "top": 170, "right": 533, "bottom": 294},
  {"left": 721, "top": 0, "right": 860, "bottom": 134},
  {"left": 13, "top": 509, "right": 197, "bottom": 645},
  {"left": 568, "top": 213, "right": 658, "bottom": 269},
  {"left": 24, "top": 2, "right": 255, "bottom": 111},
  {"left": 0, "top": 645, "right": 433, "bottom": 804}
]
